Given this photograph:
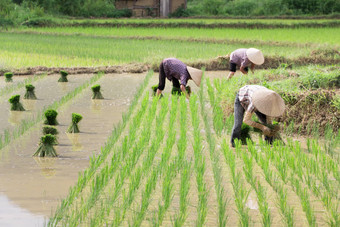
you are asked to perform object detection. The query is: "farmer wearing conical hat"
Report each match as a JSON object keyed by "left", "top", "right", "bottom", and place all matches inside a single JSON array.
[
  {"left": 156, "top": 58, "right": 203, "bottom": 98},
  {"left": 230, "top": 85, "right": 285, "bottom": 147},
  {"left": 227, "top": 48, "right": 264, "bottom": 80}
]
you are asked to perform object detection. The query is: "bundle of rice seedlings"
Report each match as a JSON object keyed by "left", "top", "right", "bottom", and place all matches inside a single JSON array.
[
  {"left": 44, "top": 109, "right": 58, "bottom": 125},
  {"left": 4, "top": 72, "right": 13, "bottom": 82},
  {"left": 58, "top": 70, "right": 68, "bottom": 82},
  {"left": 67, "top": 113, "right": 83, "bottom": 133},
  {"left": 151, "top": 85, "right": 163, "bottom": 98},
  {"left": 8, "top": 95, "right": 25, "bottom": 111},
  {"left": 91, "top": 84, "right": 104, "bottom": 99},
  {"left": 253, "top": 121, "right": 284, "bottom": 143},
  {"left": 171, "top": 86, "right": 191, "bottom": 96},
  {"left": 23, "top": 84, "right": 37, "bottom": 99},
  {"left": 33, "top": 134, "right": 58, "bottom": 157},
  {"left": 43, "top": 126, "right": 59, "bottom": 144},
  {"left": 240, "top": 123, "right": 252, "bottom": 145}
]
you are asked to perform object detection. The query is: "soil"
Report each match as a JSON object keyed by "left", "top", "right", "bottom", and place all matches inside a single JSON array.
[{"left": 281, "top": 89, "right": 340, "bottom": 135}]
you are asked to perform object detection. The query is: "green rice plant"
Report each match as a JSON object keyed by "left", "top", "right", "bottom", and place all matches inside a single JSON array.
[
  {"left": 222, "top": 140, "right": 250, "bottom": 226},
  {"left": 33, "top": 134, "right": 58, "bottom": 157},
  {"left": 171, "top": 86, "right": 191, "bottom": 96},
  {"left": 44, "top": 109, "right": 58, "bottom": 125},
  {"left": 43, "top": 126, "right": 58, "bottom": 144},
  {"left": 91, "top": 84, "right": 104, "bottom": 99},
  {"left": 4, "top": 72, "right": 13, "bottom": 82},
  {"left": 8, "top": 95, "right": 25, "bottom": 111},
  {"left": 58, "top": 70, "right": 68, "bottom": 82},
  {"left": 23, "top": 84, "right": 37, "bottom": 99},
  {"left": 173, "top": 161, "right": 191, "bottom": 227},
  {"left": 67, "top": 113, "right": 83, "bottom": 133}
]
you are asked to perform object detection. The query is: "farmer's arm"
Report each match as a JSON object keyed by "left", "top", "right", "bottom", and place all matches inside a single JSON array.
[
  {"left": 250, "top": 63, "right": 255, "bottom": 73},
  {"left": 243, "top": 111, "right": 272, "bottom": 136},
  {"left": 180, "top": 84, "right": 189, "bottom": 99},
  {"left": 240, "top": 66, "right": 248, "bottom": 75}
]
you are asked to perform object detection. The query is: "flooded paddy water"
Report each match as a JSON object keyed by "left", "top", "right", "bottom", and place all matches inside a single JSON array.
[{"left": 0, "top": 73, "right": 145, "bottom": 226}]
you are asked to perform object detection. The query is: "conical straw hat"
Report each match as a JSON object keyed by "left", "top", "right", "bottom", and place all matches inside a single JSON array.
[
  {"left": 187, "top": 66, "right": 203, "bottom": 87},
  {"left": 251, "top": 89, "right": 285, "bottom": 117},
  {"left": 246, "top": 48, "right": 264, "bottom": 65}
]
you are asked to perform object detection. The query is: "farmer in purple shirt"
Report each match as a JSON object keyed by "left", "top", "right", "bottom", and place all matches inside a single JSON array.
[
  {"left": 227, "top": 48, "right": 264, "bottom": 80},
  {"left": 156, "top": 58, "right": 203, "bottom": 98}
]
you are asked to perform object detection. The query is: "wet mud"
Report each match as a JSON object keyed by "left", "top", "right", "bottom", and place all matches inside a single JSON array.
[{"left": 0, "top": 73, "right": 145, "bottom": 226}]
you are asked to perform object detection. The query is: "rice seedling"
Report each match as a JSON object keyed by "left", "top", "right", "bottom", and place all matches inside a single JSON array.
[
  {"left": 4, "top": 72, "right": 13, "bottom": 82},
  {"left": 222, "top": 140, "right": 251, "bottom": 226},
  {"left": 23, "top": 84, "right": 37, "bottom": 99},
  {"left": 8, "top": 95, "right": 25, "bottom": 111},
  {"left": 91, "top": 84, "right": 104, "bottom": 99},
  {"left": 58, "top": 70, "right": 68, "bottom": 82},
  {"left": 33, "top": 134, "right": 58, "bottom": 157},
  {"left": 171, "top": 86, "right": 191, "bottom": 96},
  {"left": 44, "top": 109, "right": 58, "bottom": 125},
  {"left": 67, "top": 113, "right": 83, "bottom": 133},
  {"left": 42, "top": 126, "right": 58, "bottom": 144},
  {"left": 199, "top": 75, "right": 229, "bottom": 227}
]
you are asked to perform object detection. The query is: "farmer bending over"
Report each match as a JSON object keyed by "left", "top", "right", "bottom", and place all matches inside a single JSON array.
[
  {"left": 156, "top": 58, "right": 202, "bottom": 98},
  {"left": 227, "top": 48, "right": 264, "bottom": 80},
  {"left": 231, "top": 85, "right": 285, "bottom": 147}
]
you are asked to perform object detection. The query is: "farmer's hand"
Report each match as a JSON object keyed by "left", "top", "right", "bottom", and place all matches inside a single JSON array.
[{"left": 262, "top": 127, "right": 273, "bottom": 137}]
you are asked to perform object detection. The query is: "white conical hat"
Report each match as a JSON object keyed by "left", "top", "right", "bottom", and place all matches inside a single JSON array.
[
  {"left": 246, "top": 48, "right": 264, "bottom": 65},
  {"left": 187, "top": 66, "right": 203, "bottom": 87},
  {"left": 251, "top": 89, "right": 285, "bottom": 117}
]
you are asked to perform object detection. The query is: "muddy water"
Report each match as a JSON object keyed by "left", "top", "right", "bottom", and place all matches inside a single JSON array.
[
  {"left": 0, "top": 76, "right": 28, "bottom": 90},
  {"left": 0, "top": 73, "right": 145, "bottom": 226},
  {"left": 0, "top": 74, "right": 93, "bottom": 137}
]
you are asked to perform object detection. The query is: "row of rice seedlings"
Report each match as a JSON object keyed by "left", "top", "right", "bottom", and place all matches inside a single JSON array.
[
  {"left": 206, "top": 78, "right": 224, "bottom": 136},
  {"left": 282, "top": 139, "right": 338, "bottom": 202},
  {"left": 0, "top": 74, "right": 45, "bottom": 98},
  {"left": 190, "top": 94, "right": 208, "bottom": 227},
  {"left": 48, "top": 71, "right": 153, "bottom": 226},
  {"left": 246, "top": 141, "right": 295, "bottom": 226},
  {"left": 281, "top": 140, "right": 339, "bottom": 225},
  {"left": 152, "top": 95, "right": 179, "bottom": 226},
  {"left": 200, "top": 76, "right": 228, "bottom": 226},
  {"left": 0, "top": 72, "right": 104, "bottom": 152},
  {"left": 60, "top": 93, "right": 153, "bottom": 226},
  {"left": 125, "top": 98, "right": 168, "bottom": 226},
  {"left": 172, "top": 96, "right": 191, "bottom": 226},
  {"left": 173, "top": 161, "right": 192, "bottom": 227},
  {"left": 240, "top": 143, "right": 271, "bottom": 226},
  {"left": 222, "top": 140, "right": 251, "bottom": 226},
  {"left": 307, "top": 138, "right": 339, "bottom": 184},
  {"left": 85, "top": 96, "right": 152, "bottom": 226},
  {"left": 260, "top": 142, "right": 317, "bottom": 226},
  {"left": 88, "top": 94, "right": 161, "bottom": 226}
]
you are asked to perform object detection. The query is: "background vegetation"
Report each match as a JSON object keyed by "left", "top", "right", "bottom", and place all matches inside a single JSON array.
[{"left": 1, "top": 0, "right": 340, "bottom": 28}]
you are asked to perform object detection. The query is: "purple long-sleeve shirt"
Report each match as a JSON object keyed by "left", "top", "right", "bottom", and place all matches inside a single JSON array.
[
  {"left": 162, "top": 58, "right": 191, "bottom": 86},
  {"left": 230, "top": 48, "right": 251, "bottom": 68}
]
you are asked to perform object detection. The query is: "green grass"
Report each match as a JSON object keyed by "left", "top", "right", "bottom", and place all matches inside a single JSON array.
[
  {"left": 13, "top": 27, "right": 340, "bottom": 46},
  {"left": 0, "top": 31, "right": 321, "bottom": 69}
]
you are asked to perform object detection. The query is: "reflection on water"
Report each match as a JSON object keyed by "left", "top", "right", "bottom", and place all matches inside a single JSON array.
[
  {"left": 23, "top": 100, "right": 37, "bottom": 111},
  {"left": 91, "top": 99, "right": 103, "bottom": 113},
  {"left": 66, "top": 133, "right": 83, "bottom": 151},
  {"left": 0, "top": 194, "right": 45, "bottom": 227},
  {"left": 8, "top": 111, "right": 24, "bottom": 125},
  {"left": 33, "top": 157, "right": 57, "bottom": 178},
  {"left": 58, "top": 83, "right": 68, "bottom": 92}
]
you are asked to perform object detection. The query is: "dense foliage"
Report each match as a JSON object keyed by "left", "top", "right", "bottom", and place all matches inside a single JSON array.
[
  {"left": 187, "top": 0, "right": 340, "bottom": 16},
  {"left": 0, "top": 0, "right": 339, "bottom": 26}
]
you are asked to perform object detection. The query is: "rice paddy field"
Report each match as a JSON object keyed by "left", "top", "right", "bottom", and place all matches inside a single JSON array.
[{"left": 0, "top": 18, "right": 339, "bottom": 226}]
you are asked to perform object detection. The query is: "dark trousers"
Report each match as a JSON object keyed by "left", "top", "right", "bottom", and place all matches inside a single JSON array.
[
  {"left": 231, "top": 93, "right": 271, "bottom": 146},
  {"left": 158, "top": 62, "right": 180, "bottom": 90}
]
